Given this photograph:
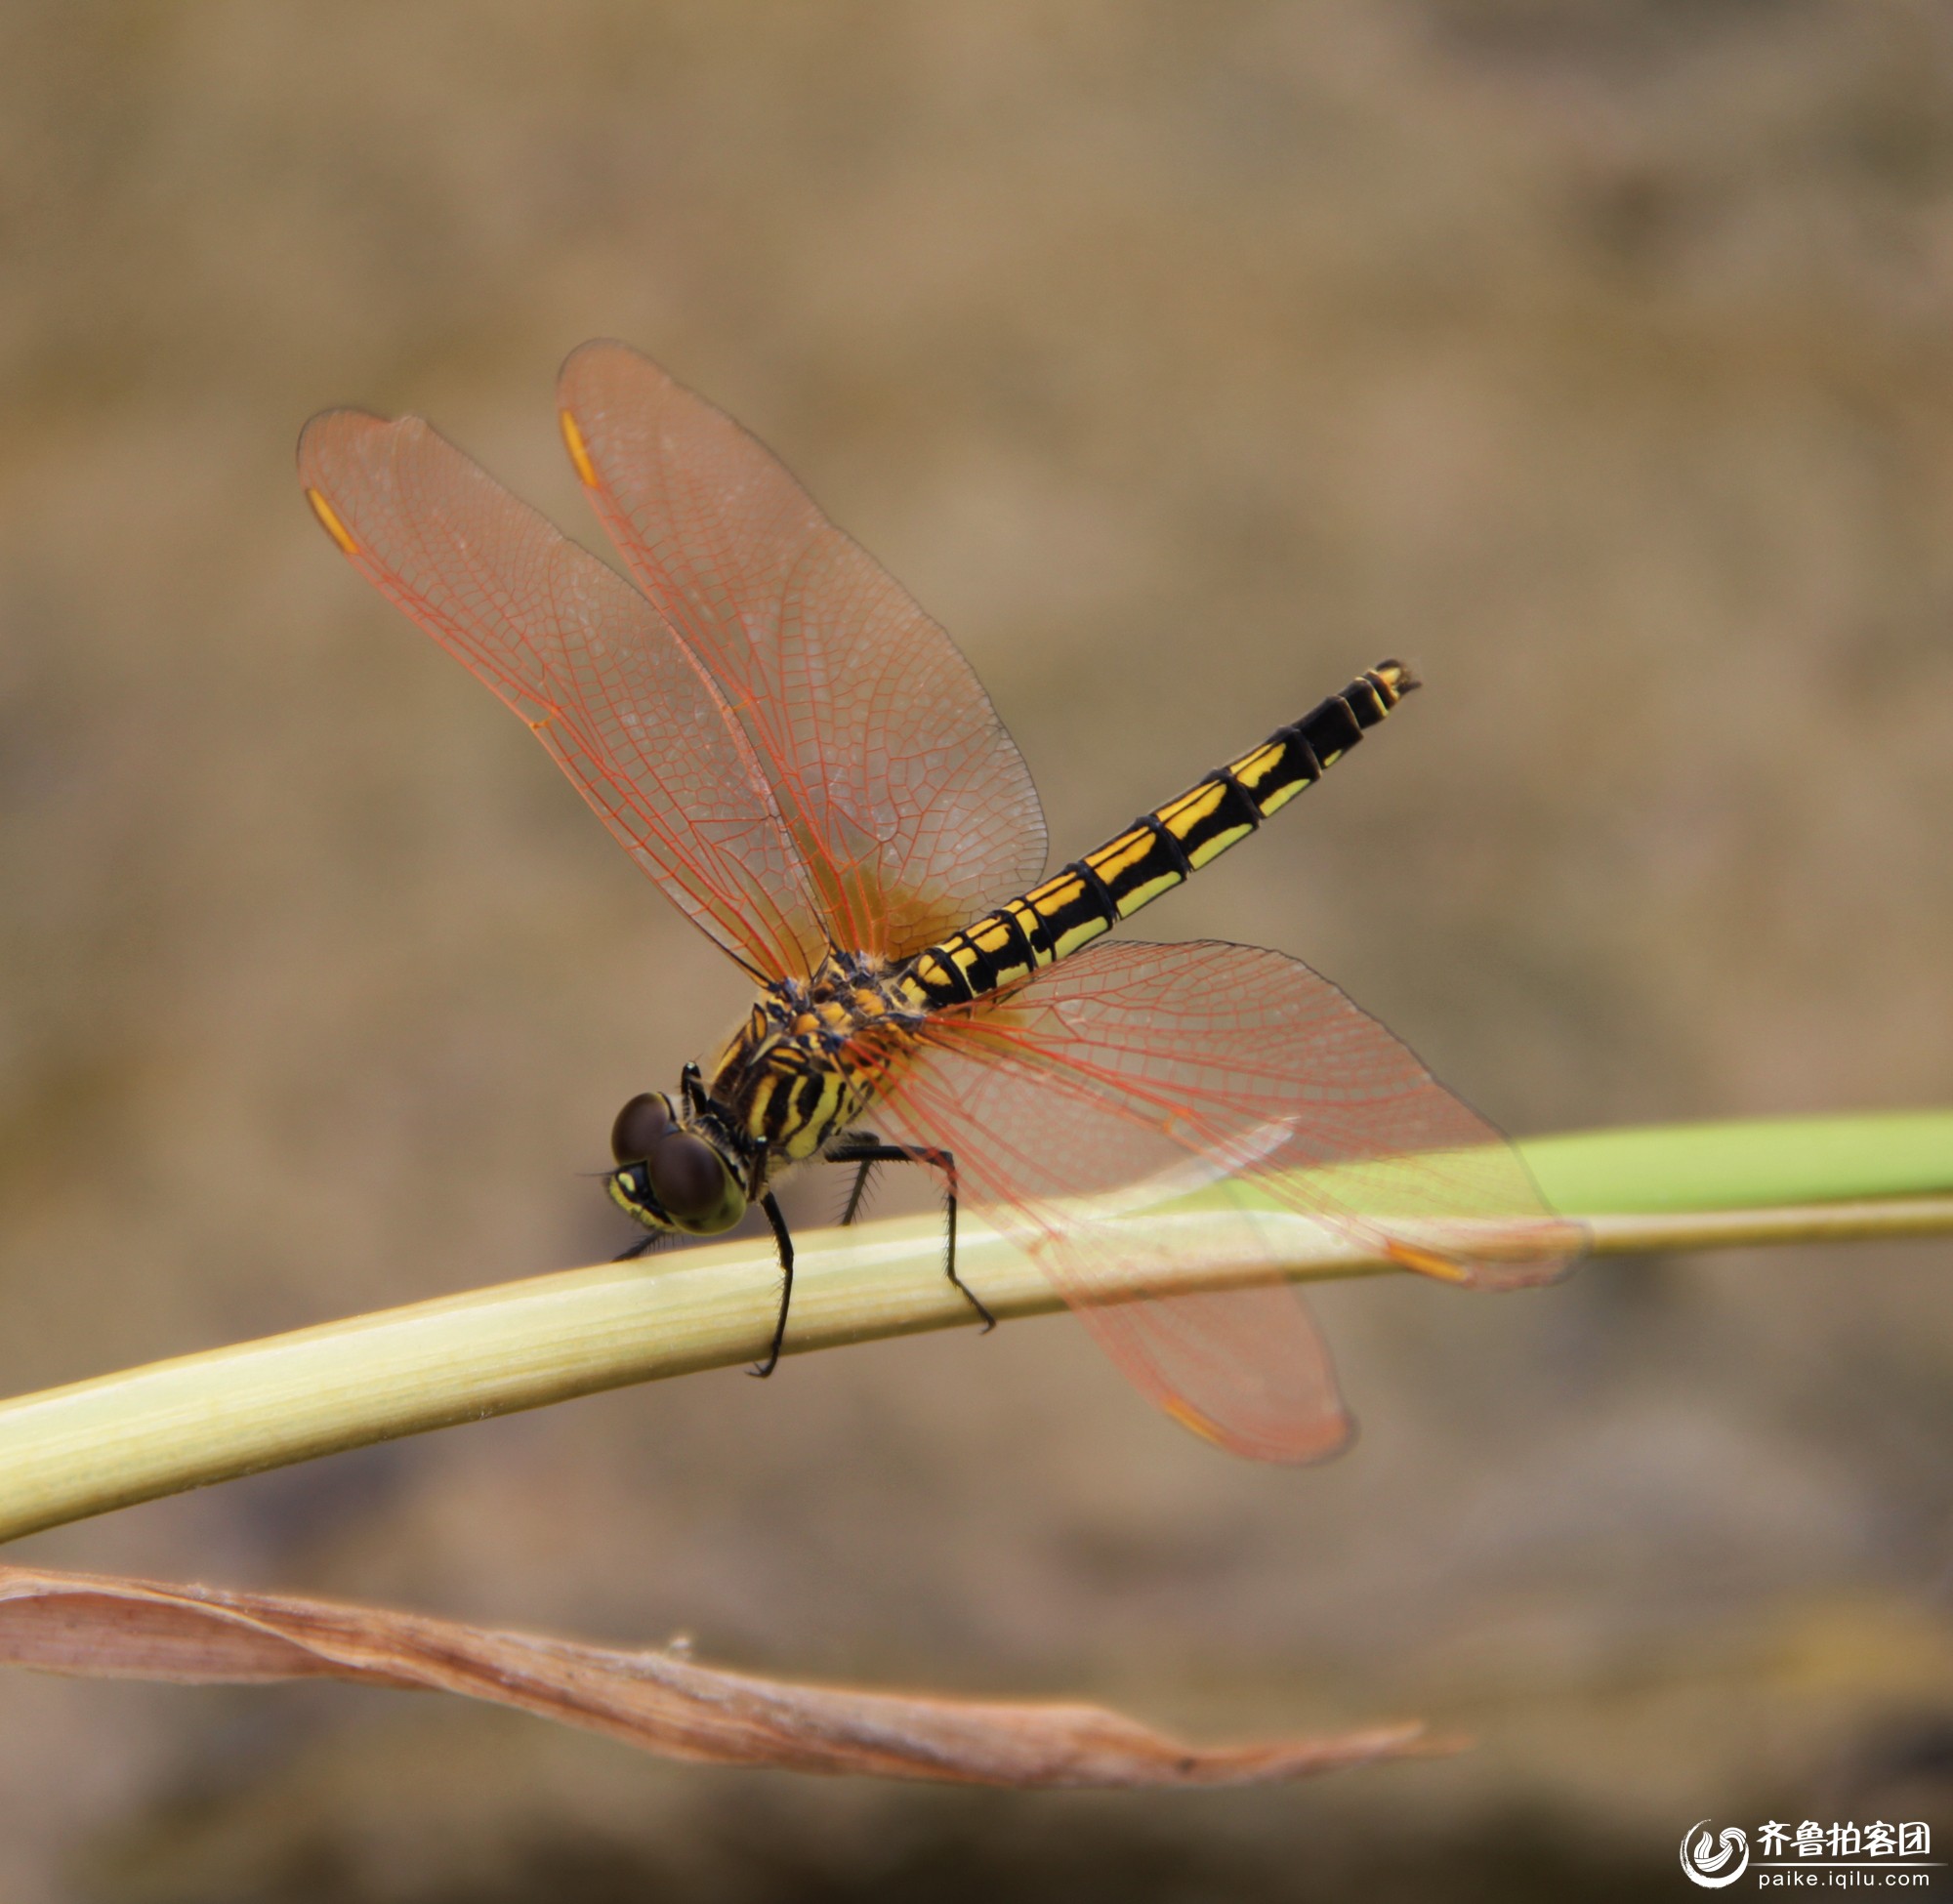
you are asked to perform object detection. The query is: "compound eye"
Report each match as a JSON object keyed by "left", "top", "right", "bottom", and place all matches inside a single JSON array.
[
  {"left": 645, "top": 1132, "right": 726, "bottom": 1223},
  {"left": 611, "top": 1093, "right": 671, "bottom": 1164}
]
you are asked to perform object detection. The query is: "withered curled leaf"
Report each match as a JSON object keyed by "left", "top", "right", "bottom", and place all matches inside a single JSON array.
[{"left": 0, "top": 1563, "right": 1446, "bottom": 1788}]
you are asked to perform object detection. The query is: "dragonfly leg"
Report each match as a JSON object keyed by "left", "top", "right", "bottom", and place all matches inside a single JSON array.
[
  {"left": 839, "top": 1152, "right": 880, "bottom": 1227},
  {"left": 612, "top": 1231, "right": 663, "bottom": 1262},
  {"left": 826, "top": 1138, "right": 994, "bottom": 1333},
  {"left": 753, "top": 1189, "right": 795, "bottom": 1378}
]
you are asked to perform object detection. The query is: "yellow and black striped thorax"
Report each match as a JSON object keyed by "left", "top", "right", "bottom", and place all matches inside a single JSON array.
[
  {"left": 897, "top": 661, "right": 1417, "bottom": 1010},
  {"left": 710, "top": 953, "right": 923, "bottom": 1164}
]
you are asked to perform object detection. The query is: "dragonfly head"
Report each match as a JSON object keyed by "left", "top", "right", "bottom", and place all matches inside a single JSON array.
[{"left": 607, "top": 1090, "right": 747, "bottom": 1236}]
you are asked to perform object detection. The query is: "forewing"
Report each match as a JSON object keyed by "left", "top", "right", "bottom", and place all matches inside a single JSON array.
[
  {"left": 557, "top": 341, "right": 1048, "bottom": 961},
  {"left": 870, "top": 940, "right": 1580, "bottom": 1463},
  {"left": 299, "top": 407, "right": 831, "bottom": 979}
]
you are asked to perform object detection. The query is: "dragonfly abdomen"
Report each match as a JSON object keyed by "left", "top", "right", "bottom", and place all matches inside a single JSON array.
[{"left": 898, "top": 661, "right": 1417, "bottom": 1009}]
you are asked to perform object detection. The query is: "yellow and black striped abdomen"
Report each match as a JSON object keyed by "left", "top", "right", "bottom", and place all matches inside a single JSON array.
[{"left": 899, "top": 661, "right": 1417, "bottom": 1009}]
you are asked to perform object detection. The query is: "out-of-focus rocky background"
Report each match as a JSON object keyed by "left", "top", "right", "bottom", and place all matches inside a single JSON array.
[{"left": 3, "top": 4, "right": 1951, "bottom": 1897}]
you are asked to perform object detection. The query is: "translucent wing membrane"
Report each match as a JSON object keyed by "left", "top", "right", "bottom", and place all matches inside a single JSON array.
[
  {"left": 872, "top": 940, "right": 1579, "bottom": 1462},
  {"left": 558, "top": 341, "right": 1048, "bottom": 962},
  {"left": 298, "top": 409, "right": 830, "bottom": 978}
]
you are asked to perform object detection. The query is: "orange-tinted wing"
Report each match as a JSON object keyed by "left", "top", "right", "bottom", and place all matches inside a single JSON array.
[
  {"left": 299, "top": 407, "right": 832, "bottom": 980},
  {"left": 558, "top": 341, "right": 1048, "bottom": 962},
  {"left": 870, "top": 939, "right": 1581, "bottom": 1463}
]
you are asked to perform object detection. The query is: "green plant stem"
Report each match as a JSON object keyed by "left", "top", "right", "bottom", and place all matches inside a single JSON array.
[
  {"left": 0, "top": 1112, "right": 1947, "bottom": 1547},
  {"left": 1519, "top": 1110, "right": 1953, "bottom": 1214}
]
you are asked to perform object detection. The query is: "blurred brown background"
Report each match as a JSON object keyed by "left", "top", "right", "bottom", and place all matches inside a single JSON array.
[{"left": 3, "top": 3, "right": 1952, "bottom": 1898}]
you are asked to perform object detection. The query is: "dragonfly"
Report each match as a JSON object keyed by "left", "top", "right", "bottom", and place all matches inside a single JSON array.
[{"left": 300, "top": 341, "right": 1577, "bottom": 1463}]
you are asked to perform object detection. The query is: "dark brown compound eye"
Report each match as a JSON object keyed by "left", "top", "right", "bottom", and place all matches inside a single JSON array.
[
  {"left": 610, "top": 1093, "right": 672, "bottom": 1164},
  {"left": 644, "top": 1131, "right": 726, "bottom": 1224}
]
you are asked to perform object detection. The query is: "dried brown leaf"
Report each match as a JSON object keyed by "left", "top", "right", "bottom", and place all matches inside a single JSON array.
[{"left": 0, "top": 1563, "right": 1445, "bottom": 1788}]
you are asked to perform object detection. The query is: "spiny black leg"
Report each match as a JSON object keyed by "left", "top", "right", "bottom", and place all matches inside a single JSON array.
[
  {"left": 753, "top": 1189, "right": 794, "bottom": 1378},
  {"left": 829, "top": 1132, "right": 891, "bottom": 1227},
  {"left": 911, "top": 1144, "right": 992, "bottom": 1333},
  {"left": 826, "top": 1138, "right": 993, "bottom": 1333},
  {"left": 612, "top": 1231, "right": 663, "bottom": 1262},
  {"left": 840, "top": 1154, "right": 879, "bottom": 1227}
]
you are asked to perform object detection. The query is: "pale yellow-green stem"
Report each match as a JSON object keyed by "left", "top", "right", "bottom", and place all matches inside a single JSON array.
[{"left": 0, "top": 1112, "right": 1948, "bottom": 1546}]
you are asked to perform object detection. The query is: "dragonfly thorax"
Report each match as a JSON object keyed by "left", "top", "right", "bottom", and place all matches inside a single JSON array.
[
  {"left": 607, "top": 952, "right": 924, "bottom": 1244},
  {"left": 708, "top": 951, "right": 922, "bottom": 1167}
]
